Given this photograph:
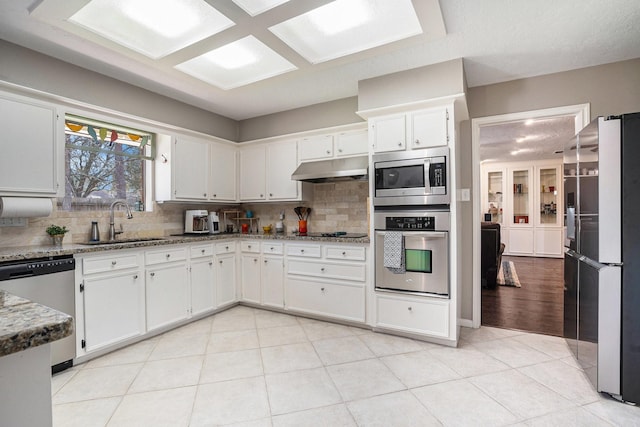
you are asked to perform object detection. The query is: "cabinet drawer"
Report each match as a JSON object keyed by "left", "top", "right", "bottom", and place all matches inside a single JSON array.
[
  {"left": 190, "top": 244, "right": 214, "bottom": 259},
  {"left": 325, "top": 245, "right": 366, "bottom": 261},
  {"left": 286, "top": 278, "right": 365, "bottom": 323},
  {"left": 288, "top": 259, "right": 365, "bottom": 282},
  {"left": 145, "top": 247, "right": 187, "bottom": 265},
  {"left": 82, "top": 252, "right": 139, "bottom": 275},
  {"left": 376, "top": 295, "right": 449, "bottom": 337},
  {"left": 286, "top": 244, "right": 321, "bottom": 258},
  {"left": 240, "top": 241, "right": 260, "bottom": 253},
  {"left": 216, "top": 241, "right": 236, "bottom": 254},
  {"left": 262, "top": 242, "right": 283, "bottom": 255}
]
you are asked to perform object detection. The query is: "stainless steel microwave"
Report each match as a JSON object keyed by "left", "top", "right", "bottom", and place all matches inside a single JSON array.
[{"left": 373, "top": 147, "right": 450, "bottom": 206}]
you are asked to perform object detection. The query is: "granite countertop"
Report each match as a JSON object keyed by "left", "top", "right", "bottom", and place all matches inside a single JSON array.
[
  {"left": 0, "top": 233, "right": 370, "bottom": 262},
  {"left": 0, "top": 290, "right": 73, "bottom": 357}
]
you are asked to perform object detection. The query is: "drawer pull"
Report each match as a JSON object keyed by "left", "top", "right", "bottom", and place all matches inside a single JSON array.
[
  {"left": 150, "top": 272, "right": 155, "bottom": 277},
  {"left": 321, "top": 287, "right": 325, "bottom": 292},
  {"left": 209, "top": 262, "right": 213, "bottom": 266},
  {"left": 300, "top": 249, "right": 305, "bottom": 253},
  {"left": 166, "top": 254, "right": 171, "bottom": 259},
  {"left": 264, "top": 259, "right": 268, "bottom": 264},
  {"left": 133, "top": 274, "right": 138, "bottom": 279},
  {"left": 342, "top": 251, "right": 346, "bottom": 256},
  {"left": 270, "top": 247, "right": 274, "bottom": 251},
  {"left": 326, "top": 150, "right": 331, "bottom": 154},
  {"left": 111, "top": 260, "right": 117, "bottom": 266},
  {"left": 398, "top": 142, "right": 403, "bottom": 147},
  {"left": 320, "top": 267, "right": 325, "bottom": 272},
  {"left": 254, "top": 258, "right": 258, "bottom": 263},
  {"left": 248, "top": 245, "right": 252, "bottom": 249},
  {"left": 415, "top": 139, "right": 420, "bottom": 145},
  {"left": 219, "top": 260, "right": 223, "bottom": 264},
  {"left": 407, "top": 306, "right": 412, "bottom": 312},
  {"left": 201, "top": 249, "right": 205, "bottom": 254},
  {"left": 225, "top": 246, "right": 229, "bottom": 251}
]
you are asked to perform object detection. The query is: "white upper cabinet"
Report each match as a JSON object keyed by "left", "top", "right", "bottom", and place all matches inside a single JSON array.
[
  {"left": 267, "top": 140, "right": 298, "bottom": 200},
  {"left": 335, "top": 129, "right": 368, "bottom": 157},
  {"left": 156, "top": 135, "right": 238, "bottom": 202},
  {"left": 370, "top": 106, "right": 449, "bottom": 153},
  {"left": 173, "top": 136, "right": 209, "bottom": 200},
  {"left": 240, "top": 140, "right": 301, "bottom": 202},
  {"left": 298, "top": 135, "right": 333, "bottom": 161},
  {"left": 239, "top": 145, "right": 267, "bottom": 201},
  {"left": 370, "top": 114, "right": 406, "bottom": 153},
  {"left": 0, "top": 92, "right": 59, "bottom": 196},
  {"left": 210, "top": 142, "right": 237, "bottom": 202},
  {"left": 410, "top": 108, "right": 449, "bottom": 149}
]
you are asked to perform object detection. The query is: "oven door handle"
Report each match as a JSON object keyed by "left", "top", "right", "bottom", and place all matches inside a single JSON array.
[
  {"left": 424, "top": 158, "right": 431, "bottom": 195},
  {"left": 377, "top": 231, "right": 447, "bottom": 238}
]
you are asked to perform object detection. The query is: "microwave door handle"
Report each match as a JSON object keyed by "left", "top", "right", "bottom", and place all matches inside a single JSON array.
[{"left": 424, "top": 159, "right": 432, "bottom": 194}]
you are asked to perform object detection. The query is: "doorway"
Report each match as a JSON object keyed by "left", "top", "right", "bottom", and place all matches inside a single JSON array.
[{"left": 471, "top": 104, "right": 590, "bottom": 335}]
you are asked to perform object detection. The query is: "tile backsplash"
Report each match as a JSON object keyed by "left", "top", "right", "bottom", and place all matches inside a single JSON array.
[{"left": 0, "top": 181, "right": 369, "bottom": 247}]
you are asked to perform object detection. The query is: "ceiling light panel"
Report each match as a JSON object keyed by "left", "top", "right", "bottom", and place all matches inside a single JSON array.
[
  {"left": 175, "top": 36, "right": 297, "bottom": 90},
  {"left": 68, "top": 0, "right": 235, "bottom": 59},
  {"left": 232, "top": 0, "right": 290, "bottom": 16},
  {"left": 269, "top": 0, "right": 423, "bottom": 64}
]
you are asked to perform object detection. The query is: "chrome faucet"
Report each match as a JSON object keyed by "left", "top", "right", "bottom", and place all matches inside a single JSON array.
[{"left": 109, "top": 200, "right": 133, "bottom": 241}]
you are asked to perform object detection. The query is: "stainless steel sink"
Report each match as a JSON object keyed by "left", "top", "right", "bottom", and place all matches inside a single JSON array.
[{"left": 79, "top": 238, "right": 166, "bottom": 245}]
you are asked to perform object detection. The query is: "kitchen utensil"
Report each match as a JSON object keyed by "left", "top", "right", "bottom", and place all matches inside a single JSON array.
[{"left": 294, "top": 206, "right": 303, "bottom": 220}]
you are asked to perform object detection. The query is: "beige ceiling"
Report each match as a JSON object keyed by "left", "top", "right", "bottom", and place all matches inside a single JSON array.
[{"left": 1, "top": 0, "right": 639, "bottom": 120}]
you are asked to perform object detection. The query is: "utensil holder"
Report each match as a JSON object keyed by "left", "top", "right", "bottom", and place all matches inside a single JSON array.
[{"left": 298, "top": 220, "right": 307, "bottom": 235}]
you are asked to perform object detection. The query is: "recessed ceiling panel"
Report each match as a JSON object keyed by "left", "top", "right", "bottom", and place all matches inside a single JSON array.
[
  {"left": 68, "top": 0, "right": 235, "bottom": 59},
  {"left": 175, "top": 36, "right": 297, "bottom": 90},
  {"left": 269, "top": 0, "right": 423, "bottom": 64},
  {"left": 232, "top": 0, "right": 290, "bottom": 16}
]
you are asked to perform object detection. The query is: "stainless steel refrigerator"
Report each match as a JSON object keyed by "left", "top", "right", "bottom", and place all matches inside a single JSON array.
[{"left": 563, "top": 112, "right": 640, "bottom": 404}]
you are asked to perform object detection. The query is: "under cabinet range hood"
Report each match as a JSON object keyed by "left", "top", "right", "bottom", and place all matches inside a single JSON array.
[{"left": 291, "top": 156, "right": 368, "bottom": 183}]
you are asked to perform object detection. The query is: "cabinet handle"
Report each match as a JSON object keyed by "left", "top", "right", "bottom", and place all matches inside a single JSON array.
[
  {"left": 398, "top": 142, "right": 403, "bottom": 147},
  {"left": 415, "top": 139, "right": 420, "bottom": 145},
  {"left": 320, "top": 267, "right": 325, "bottom": 272},
  {"left": 264, "top": 259, "right": 268, "bottom": 264},
  {"left": 300, "top": 249, "right": 305, "bottom": 253},
  {"left": 254, "top": 258, "right": 258, "bottom": 263},
  {"left": 204, "top": 193, "right": 207, "bottom": 197},
  {"left": 342, "top": 251, "right": 346, "bottom": 256},
  {"left": 321, "top": 287, "right": 325, "bottom": 292},
  {"left": 213, "top": 194, "right": 217, "bottom": 198},
  {"left": 225, "top": 246, "right": 229, "bottom": 250},
  {"left": 270, "top": 247, "right": 274, "bottom": 251},
  {"left": 209, "top": 262, "right": 213, "bottom": 266},
  {"left": 111, "top": 260, "right": 117, "bottom": 266},
  {"left": 248, "top": 245, "right": 252, "bottom": 249},
  {"left": 150, "top": 272, "right": 155, "bottom": 277},
  {"left": 219, "top": 260, "right": 223, "bottom": 264},
  {"left": 166, "top": 254, "right": 171, "bottom": 259},
  {"left": 407, "top": 306, "right": 412, "bottom": 311},
  {"left": 338, "top": 149, "right": 342, "bottom": 153},
  {"left": 133, "top": 274, "right": 138, "bottom": 279},
  {"left": 260, "top": 194, "right": 264, "bottom": 198},
  {"left": 326, "top": 150, "right": 331, "bottom": 154},
  {"left": 269, "top": 193, "right": 273, "bottom": 197},
  {"left": 201, "top": 249, "right": 205, "bottom": 254}
]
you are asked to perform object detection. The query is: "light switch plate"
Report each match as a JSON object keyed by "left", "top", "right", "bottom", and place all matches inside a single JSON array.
[{"left": 459, "top": 188, "right": 471, "bottom": 202}]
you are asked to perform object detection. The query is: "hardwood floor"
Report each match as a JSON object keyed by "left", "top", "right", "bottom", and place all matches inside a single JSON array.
[{"left": 481, "top": 255, "right": 564, "bottom": 336}]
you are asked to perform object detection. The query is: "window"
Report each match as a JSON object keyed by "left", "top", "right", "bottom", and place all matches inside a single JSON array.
[{"left": 61, "top": 115, "right": 154, "bottom": 211}]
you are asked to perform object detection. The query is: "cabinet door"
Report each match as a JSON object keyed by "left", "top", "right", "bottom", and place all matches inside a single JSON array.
[
  {"left": 267, "top": 140, "right": 299, "bottom": 200},
  {"left": 509, "top": 167, "right": 533, "bottom": 227},
  {"left": 82, "top": 270, "right": 144, "bottom": 352},
  {"left": 298, "top": 135, "right": 333, "bottom": 161},
  {"left": 216, "top": 253, "right": 237, "bottom": 307},
  {"left": 241, "top": 254, "right": 261, "bottom": 304},
  {"left": 335, "top": 129, "right": 368, "bottom": 157},
  {"left": 285, "top": 278, "right": 365, "bottom": 323},
  {"left": 210, "top": 143, "right": 237, "bottom": 201},
  {"left": 262, "top": 255, "right": 284, "bottom": 309},
  {"left": 146, "top": 263, "right": 189, "bottom": 331},
  {"left": 0, "top": 94, "right": 57, "bottom": 195},
  {"left": 174, "top": 137, "right": 209, "bottom": 200},
  {"left": 482, "top": 168, "right": 505, "bottom": 225},
  {"left": 410, "top": 108, "right": 448, "bottom": 149},
  {"left": 536, "top": 165, "right": 561, "bottom": 226},
  {"left": 239, "top": 146, "right": 266, "bottom": 201},
  {"left": 372, "top": 115, "right": 406, "bottom": 153},
  {"left": 190, "top": 257, "right": 215, "bottom": 316}
]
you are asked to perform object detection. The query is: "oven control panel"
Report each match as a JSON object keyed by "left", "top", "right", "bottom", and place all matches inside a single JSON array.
[{"left": 385, "top": 216, "right": 435, "bottom": 230}]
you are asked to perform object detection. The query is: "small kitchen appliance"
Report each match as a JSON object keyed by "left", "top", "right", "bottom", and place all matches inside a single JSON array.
[
  {"left": 373, "top": 146, "right": 450, "bottom": 206},
  {"left": 208, "top": 212, "right": 220, "bottom": 234},
  {"left": 184, "top": 210, "right": 209, "bottom": 234}
]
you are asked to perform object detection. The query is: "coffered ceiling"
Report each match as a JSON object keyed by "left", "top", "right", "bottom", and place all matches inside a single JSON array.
[{"left": 0, "top": 0, "right": 639, "bottom": 120}]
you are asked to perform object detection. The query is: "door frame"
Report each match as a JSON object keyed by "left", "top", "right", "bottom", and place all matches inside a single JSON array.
[{"left": 471, "top": 103, "right": 591, "bottom": 328}]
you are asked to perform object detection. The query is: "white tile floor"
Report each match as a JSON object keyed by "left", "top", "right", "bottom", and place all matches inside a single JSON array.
[{"left": 52, "top": 306, "right": 640, "bottom": 426}]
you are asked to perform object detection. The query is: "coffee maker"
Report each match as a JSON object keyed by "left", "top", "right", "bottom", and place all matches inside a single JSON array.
[{"left": 184, "top": 210, "right": 209, "bottom": 234}]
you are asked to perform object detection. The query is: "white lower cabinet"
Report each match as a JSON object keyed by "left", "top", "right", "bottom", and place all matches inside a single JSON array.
[
  {"left": 76, "top": 251, "right": 145, "bottom": 355},
  {"left": 285, "top": 243, "right": 367, "bottom": 323},
  {"left": 262, "top": 255, "right": 284, "bottom": 309},
  {"left": 216, "top": 252, "right": 237, "bottom": 308},
  {"left": 241, "top": 254, "right": 261, "bottom": 304},
  {"left": 375, "top": 294, "right": 449, "bottom": 338},
  {"left": 190, "top": 244, "right": 216, "bottom": 316},
  {"left": 241, "top": 241, "right": 285, "bottom": 309},
  {"left": 146, "top": 262, "right": 189, "bottom": 331}
]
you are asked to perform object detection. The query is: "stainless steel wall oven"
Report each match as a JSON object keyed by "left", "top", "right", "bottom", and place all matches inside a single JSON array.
[{"left": 374, "top": 209, "right": 449, "bottom": 297}]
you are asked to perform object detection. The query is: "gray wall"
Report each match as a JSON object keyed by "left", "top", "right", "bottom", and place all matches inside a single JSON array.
[
  {"left": 238, "top": 97, "right": 362, "bottom": 141},
  {"left": 0, "top": 40, "right": 239, "bottom": 141},
  {"left": 459, "top": 57, "right": 640, "bottom": 321}
]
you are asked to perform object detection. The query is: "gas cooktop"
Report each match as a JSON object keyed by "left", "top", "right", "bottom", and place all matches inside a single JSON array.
[{"left": 304, "top": 232, "right": 368, "bottom": 238}]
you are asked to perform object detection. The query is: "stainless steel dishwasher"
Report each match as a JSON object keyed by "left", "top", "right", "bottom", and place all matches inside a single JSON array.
[{"left": 0, "top": 255, "right": 76, "bottom": 373}]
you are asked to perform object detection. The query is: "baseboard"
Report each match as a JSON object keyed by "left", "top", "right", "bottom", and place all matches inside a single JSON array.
[{"left": 458, "top": 318, "right": 474, "bottom": 328}]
